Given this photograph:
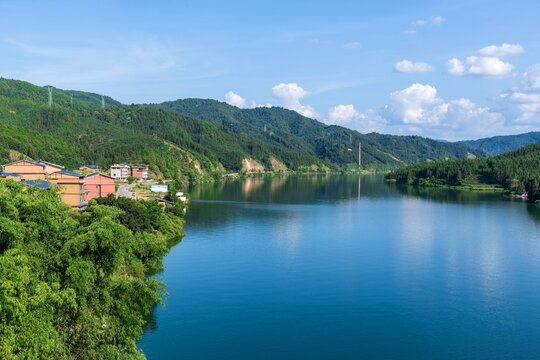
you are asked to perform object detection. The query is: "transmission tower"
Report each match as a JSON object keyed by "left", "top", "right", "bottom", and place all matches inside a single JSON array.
[
  {"left": 358, "top": 143, "right": 362, "bottom": 168},
  {"left": 48, "top": 87, "right": 53, "bottom": 107},
  {"left": 101, "top": 95, "right": 105, "bottom": 108}
]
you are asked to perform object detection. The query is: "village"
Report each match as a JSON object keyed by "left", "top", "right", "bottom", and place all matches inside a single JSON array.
[{"left": 0, "top": 160, "right": 185, "bottom": 209}]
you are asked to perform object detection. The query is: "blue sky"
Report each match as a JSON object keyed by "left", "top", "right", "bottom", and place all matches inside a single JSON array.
[{"left": 1, "top": 0, "right": 539, "bottom": 140}]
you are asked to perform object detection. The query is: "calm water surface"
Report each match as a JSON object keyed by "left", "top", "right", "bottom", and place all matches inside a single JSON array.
[{"left": 140, "top": 175, "right": 540, "bottom": 359}]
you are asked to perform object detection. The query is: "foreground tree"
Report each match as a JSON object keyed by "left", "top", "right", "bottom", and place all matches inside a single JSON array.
[{"left": 0, "top": 180, "right": 184, "bottom": 359}]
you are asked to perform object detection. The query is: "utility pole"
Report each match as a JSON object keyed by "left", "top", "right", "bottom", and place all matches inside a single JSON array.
[{"left": 358, "top": 143, "right": 362, "bottom": 168}]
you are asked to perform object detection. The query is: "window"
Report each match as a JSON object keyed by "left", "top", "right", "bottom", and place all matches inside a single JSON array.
[
  {"left": 80, "top": 195, "right": 83, "bottom": 202},
  {"left": 79, "top": 184, "right": 83, "bottom": 191}
]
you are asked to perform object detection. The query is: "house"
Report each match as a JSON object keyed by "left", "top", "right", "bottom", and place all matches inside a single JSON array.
[
  {"left": 2, "top": 160, "right": 46, "bottom": 180},
  {"left": 0, "top": 172, "right": 23, "bottom": 180},
  {"left": 517, "top": 192, "right": 528, "bottom": 199},
  {"left": 176, "top": 190, "right": 187, "bottom": 202},
  {"left": 79, "top": 164, "right": 102, "bottom": 172},
  {"left": 48, "top": 170, "right": 87, "bottom": 208},
  {"left": 83, "top": 173, "right": 116, "bottom": 201},
  {"left": 130, "top": 164, "right": 148, "bottom": 180},
  {"left": 110, "top": 163, "right": 131, "bottom": 180},
  {"left": 37, "top": 160, "right": 64, "bottom": 174}
]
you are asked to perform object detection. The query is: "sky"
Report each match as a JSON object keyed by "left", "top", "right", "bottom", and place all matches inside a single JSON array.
[{"left": 1, "top": 0, "right": 540, "bottom": 140}]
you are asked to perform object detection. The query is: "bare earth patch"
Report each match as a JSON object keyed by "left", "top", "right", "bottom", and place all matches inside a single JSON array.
[
  {"left": 270, "top": 158, "right": 286, "bottom": 172},
  {"left": 242, "top": 158, "right": 264, "bottom": 172}
]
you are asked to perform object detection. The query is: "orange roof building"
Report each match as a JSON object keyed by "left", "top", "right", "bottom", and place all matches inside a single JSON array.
[
  {"left": 83, "top": 173, "right": 116, "bottom": 201},
  {"left": 2, "top": 160, "right": 46, "bottom": 180}
]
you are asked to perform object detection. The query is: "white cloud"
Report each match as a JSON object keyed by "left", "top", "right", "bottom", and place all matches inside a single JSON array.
[
  {"left": 272, "top": 83, "right": 319, "bottom": 118},
  {"left": 250, "top": 100, "right": 272, "bottom": 108},
  {"left": 381, "top": 83, "right": 506, "bottom": 140},
  {"left": 327, "top": 104, "right": 360, "bottom": 125},
  {"left": 446, "top": 56, "right": 514, "bottom": 76},
  {"left": 403, "top": 29, "right": 417, "bottom": 35},
  {"left": 522, "top": 64, "right": 540, "bottom": 90},
  {"left": 387, "top": 83, "right": 448, "bottom": 125},
  {"left": 496, "top": 65, "right": 540, "bottom": 125},
  {"left": 224, "top": 91, "right": 246, "bottom": 108},
  {"left": 477, "top": 43, "right": 524, "bottom": 57},
  {"left": 431, "top": 16, "right": 445, "bottom": 25},
  {"left": 394, "top": 59, "right": 435, "bottom": 73},
  {"left": 413, "top": 16, "right": 444, "bottom": 26},
  {"left": 343, "top": 42, "right": 361, "bottom": 49}
]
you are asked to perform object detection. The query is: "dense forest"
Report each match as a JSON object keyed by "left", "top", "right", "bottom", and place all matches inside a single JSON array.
[
  {"left": 0, "top": 78, "right": 326, "bottom": 181},
  {"left": 0, "top": 179, "right": 185, "bottom": 359},
  {"left": 386, "top": 142, "right": 540, "bottom": 202},
  {"left": 456, "top": 131, "right": 540, "bottom": 155},
  {"left": 155, "top": 98, "right": 489, "bottom": 169}
]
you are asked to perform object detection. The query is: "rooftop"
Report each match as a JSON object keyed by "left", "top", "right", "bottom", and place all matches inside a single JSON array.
[
  {"left": 0, "top": 172, "right": 23, "bottom": 177},
  {"left": 19, "top": 180, "right": 57, "bottom": 189},
  {"left": 54, "top": 170, "right": 85, "bottom": 178},
  {"left": 38, "top": 160, "right": 65, "bottom": 169},
  {"left": 3, "top": 159, "right": 46, "bottom": 168}
]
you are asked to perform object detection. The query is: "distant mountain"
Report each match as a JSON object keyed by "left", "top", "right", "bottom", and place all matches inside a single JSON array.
[
  {"left": 155, "top": 98, "right": 488, "bottom": 170},
  {"left": 456, "top": 132, "right": 540, "bottom": 155}
]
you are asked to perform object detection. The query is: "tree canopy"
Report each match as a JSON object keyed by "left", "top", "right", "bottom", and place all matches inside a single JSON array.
[{"left": 0, "top": 180, "right": 184, "bottom": 359}]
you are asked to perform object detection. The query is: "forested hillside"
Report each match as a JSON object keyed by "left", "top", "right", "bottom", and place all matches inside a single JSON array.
[
  {"left": 1, "top": 78, "right": 491, "bottom": 181},
  {"left": 0, "top": 78, "right": 324, "bottom": 180},
  {"left": 53, "top": 87, "right": 122, "bottom": 107},
  {"left": 386, "top": 142, "right": 540, "bottom": 202},
  {"left": 156, "top": 98, "right": 488, "bottom": 169},
  {"left": 456, "top": 131, "right": 540, "bottom": 155}
]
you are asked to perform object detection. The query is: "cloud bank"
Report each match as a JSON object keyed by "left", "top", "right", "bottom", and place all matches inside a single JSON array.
[
  {"left": 394, "top": 59, "right": 435, "bottom": 73},
  {"left": 272, "top": 83, "right": 319, "bottom": 118}
]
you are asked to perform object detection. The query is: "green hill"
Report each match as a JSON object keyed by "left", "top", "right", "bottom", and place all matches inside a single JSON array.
[
  {"left": 155, "top": 98, "right": 488, "bottom": 169},
  {"left": 52, "top": 87, "right": 123, "bottom": 107},
  {"left": 386, "top": 142, "right": 540, "bottom": 202},
  {"left": 0, "top": 78, "right": 324, "bottom": 180},
  {"left": 456, "top": 131, "right": 540, "bottom": 155},
  {"left": 0, "top": 78, "right": 491, "bottom": 183}
]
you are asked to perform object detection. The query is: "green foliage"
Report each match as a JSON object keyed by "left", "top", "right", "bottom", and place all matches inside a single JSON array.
[
  {"left": 0, "top": 77, "right": 489, "bottom": 181},
  {"left": 386, "top": 142, "right": 540, "bottom": 201},
  {"left": 456, "top": 131, "right": 540, "bottom": 155},
  {"left": 0, "top": 179, "right": 183, "bottom": 359},
  {"left": 156, "top": 98, "right": 489, "bottom": 169},
  {"left": 127, "top": 176, "right": 137, "bottom": 183}
]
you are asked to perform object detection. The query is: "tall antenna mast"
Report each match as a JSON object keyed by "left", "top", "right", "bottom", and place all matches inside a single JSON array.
[
  {"left": 70, "top": 93, "right": 73, "bottom": 105},
  {"left": 358, "top": 143, "right": 361, "bottom": 168},
  {"left": 48, "top": 87, "right": 53, "bottom": 107},
  {"left": 101, "top": 95, "right": 105, "bottom": 108},
  {"left": 349, "top": 133, "right": 352, "bottom": 143}
]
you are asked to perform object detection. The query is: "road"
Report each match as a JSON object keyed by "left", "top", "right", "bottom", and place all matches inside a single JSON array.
[{"left": 117, "top": 183, "right": 136, "bottom": 199}]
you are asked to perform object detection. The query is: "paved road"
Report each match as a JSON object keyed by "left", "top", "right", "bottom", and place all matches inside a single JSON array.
[{"left": 117, "top": 183, "right": 136, "bottom": 198}]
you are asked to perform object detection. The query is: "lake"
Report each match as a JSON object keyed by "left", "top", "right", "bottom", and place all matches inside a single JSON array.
[{"left": 140, "top": 175, "right": 540, "bottom": 359}]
